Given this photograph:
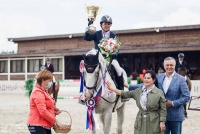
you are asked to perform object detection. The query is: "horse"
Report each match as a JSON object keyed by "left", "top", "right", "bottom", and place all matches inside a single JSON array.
[
  {"left": 35, "top": 65, "right": 60, "bottom": 102},
  {"left": 177, "top": 67, "right": 192, "bottom": 118},
  {"left": 82, "top": 49, "right": 128, "bottom": 134}
]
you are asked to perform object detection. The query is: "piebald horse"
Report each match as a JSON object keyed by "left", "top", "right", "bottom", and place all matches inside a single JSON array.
[{"left": 83, "top": 49, "right": 128, "bottom": 134}]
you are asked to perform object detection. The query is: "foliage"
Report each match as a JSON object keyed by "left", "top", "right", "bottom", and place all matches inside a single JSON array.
[
  {"left": 25, "top": 78, "right": 35, "bottom": 97},
  {"left": 127, "top": 76, "right": 132, "bottom": 84},
  {"left": 137, "top": 77, "right": 143, "bottom": 84}
]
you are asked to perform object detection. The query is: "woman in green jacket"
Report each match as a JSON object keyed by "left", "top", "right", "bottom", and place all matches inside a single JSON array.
[{"left": 107, "top": 70, "right": 166, "bottom": 134}]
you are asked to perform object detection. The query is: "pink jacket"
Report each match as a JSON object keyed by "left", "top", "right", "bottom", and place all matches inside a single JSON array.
[{"left": 27, "top": 85, "right": 56, "bottom": 127}]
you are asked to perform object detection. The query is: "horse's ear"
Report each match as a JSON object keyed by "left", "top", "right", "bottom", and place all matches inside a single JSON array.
[{"left": 95, "top": 50, "right": 100, "bottom": 58}]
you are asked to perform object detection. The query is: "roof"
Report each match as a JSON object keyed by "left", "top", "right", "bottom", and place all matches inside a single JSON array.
[{"left": 8, "top": 24, "right": 200, "bottom": 42}]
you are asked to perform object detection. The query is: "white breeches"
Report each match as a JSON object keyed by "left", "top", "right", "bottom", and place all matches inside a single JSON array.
[
  {"left": 111, "top": 59, "right": 123, "bottom": 76},
  {"left": 52, "top": 75, "right": 56, "bottom": 83}
]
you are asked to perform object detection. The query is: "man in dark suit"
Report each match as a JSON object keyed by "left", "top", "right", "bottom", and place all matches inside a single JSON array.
[
  {"left": 157, "top": 57, "right": 190, "bottom": 134},
  {"left": 175, "top": 53, "right": 187, "bottom": 72}
]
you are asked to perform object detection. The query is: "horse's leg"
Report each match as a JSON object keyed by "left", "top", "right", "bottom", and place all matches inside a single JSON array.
[
  {"left": 55, "top": 82, "right": 59, "bottom": 102},
  {"left": 102, "top": 110, "right": 112, "bottom": 134},
  {"left": 99, "top": 114, "right": 104, "bottom": 124},
  {"left": 91, "top": 124, "right": 96, "bottom": 134},
  {"left": 116, "top": 103, "right": 125, "bottom": 134},
  {"left": 53, "top": 83, "right": 56, "bottom": 100}
]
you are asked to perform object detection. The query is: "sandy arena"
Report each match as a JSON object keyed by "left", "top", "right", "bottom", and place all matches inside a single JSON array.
[{"left": 0, "top": 92, "right": 200, "bottom": 134}]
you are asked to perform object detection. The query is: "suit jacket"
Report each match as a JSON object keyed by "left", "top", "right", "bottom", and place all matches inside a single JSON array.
[
  {"left": 84, "top": 30, "right": 116, "bottom": 50},
  {"left": 157, "top": 72, "right": 190, "bottom": 121},
  {"left": 45, "top": 64, "right": 54, "bottom": 73}
]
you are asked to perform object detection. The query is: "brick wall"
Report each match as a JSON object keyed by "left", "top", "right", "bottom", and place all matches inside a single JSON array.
[
  {"left": 17, "top": 29, "right": 200, "bottom": 53},
  {"left": 27, "top": 74, "right": 36, "bottom": 79},
  {"left": 10, "top": 75, "right": 25, "bottom": 80},
  {"left": 165, "top": 30, "right": 200, "bottom": 44},
  {"left": 18, "top": 41, "right": 45, "bottom": 52},
  {"left": 27, "top": 74, "right": 62, "bottom": 80},
  {"left": 54, "top": 74, "right": 63, "bottom": 80},
  {"left": 18, "top": 38, "right": 93, "bottom": 53},
  {"left": 119, "top": 33, "right": 165, "bottom": 45},
  {"left": 0, "top": 75, "right": 8, "bottom": 80}
]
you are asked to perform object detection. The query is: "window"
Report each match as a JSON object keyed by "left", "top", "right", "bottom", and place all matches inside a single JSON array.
[
  {"left": 51, "top": 58, "right": 62, "bottom": 72},
  {"left": 28, "top": 59, "right": 43, "bottom": 72},
  {"left": 68, "top": 57, "right": 81, "bottom": 71},
  {"left": 0, "top": 61, "right": 8, "bottom": 73},
  {"left": 10, "top": 60, "right": 25, "bottom": 73}
]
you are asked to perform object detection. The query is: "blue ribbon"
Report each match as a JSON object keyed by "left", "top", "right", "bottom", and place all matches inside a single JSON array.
[
  {"left": 86, "top": 86, "right": 102, "bottom": 130},
  {"left": 79, "top": 73, "right": 84, "bottom": 93}
]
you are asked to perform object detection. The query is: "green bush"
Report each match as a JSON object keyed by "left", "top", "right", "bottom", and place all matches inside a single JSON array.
[
  {"left": 127, "top": 76, "right": 132, "bottom": 84},
  {"left": 25, "top": 79, "right": 35, "bottom": 97},
  {"left": 137, "top": 77, "right": 143, "bottom": 84}
]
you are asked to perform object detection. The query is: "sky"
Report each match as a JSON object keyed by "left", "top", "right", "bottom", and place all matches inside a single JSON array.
[{"left": 1, "top": 0, "right": 200, "bottom": 52}]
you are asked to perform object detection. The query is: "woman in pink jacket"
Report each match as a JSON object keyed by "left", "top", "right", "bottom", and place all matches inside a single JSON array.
[{"left": 27, "top": 70, "right": 64, "bottom": 134}]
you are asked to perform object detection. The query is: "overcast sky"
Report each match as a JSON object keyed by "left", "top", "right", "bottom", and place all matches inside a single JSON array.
[{"left": 1, "top": 0, "right": 200, "bottom": 52}]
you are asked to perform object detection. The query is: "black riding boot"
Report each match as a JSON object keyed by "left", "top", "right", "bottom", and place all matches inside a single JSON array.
[
  {"left": 118, "top": 74, "right": 129, "bottom": 102},
  {"left": 184, "top": 104, "right": 188, "bottom": 118},
  {"left": 53, "top": 83, "right": 56, "bottom": 99}
]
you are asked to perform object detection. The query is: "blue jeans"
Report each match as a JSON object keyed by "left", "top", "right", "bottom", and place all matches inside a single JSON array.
[
  {"left": 128, "top": 83, "right": 143, "bottom": 91},
  {"left": 165, "top": 121, "right": 182, "bottom": 134},
  {"left": 28, "top": 125, "right": 52, "bottom": 134}
]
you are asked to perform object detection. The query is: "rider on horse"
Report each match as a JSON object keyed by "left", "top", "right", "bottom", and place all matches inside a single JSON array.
[
  {"left": 83, "top": 15, "right": 128, "bottom": 102},
  {"left": 177, "top": 66, "right": 192, "bottom": 118},
  {"left": 45, "top": 58, "right": 56, "bottom": 90}
]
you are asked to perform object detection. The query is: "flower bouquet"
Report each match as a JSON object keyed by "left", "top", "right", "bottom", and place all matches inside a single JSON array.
[{"left": 98, "top": 37, "right": 121, "bottom": 59}]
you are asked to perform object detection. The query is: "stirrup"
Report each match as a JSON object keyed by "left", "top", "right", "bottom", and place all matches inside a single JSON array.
[{"left": 121, "top": 97, "right": 130, "bottom": 102}]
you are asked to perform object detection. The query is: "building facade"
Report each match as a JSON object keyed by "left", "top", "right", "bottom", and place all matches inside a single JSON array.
[{"left": 1, "top": 25, "right": 200, "bottom": 80}]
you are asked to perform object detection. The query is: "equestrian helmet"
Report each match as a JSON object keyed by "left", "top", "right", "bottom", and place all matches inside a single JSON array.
[
  {"left": 46, "top": 57, "right": 51, "bottom": 61},
  {"left": 178, "top": 53, "right": 184, "bottom": 58},
  {"left": 100, "top": 15, "right": 112, "bottom": 24}
]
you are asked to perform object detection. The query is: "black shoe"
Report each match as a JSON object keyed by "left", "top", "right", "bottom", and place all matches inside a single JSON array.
[
  {"left": 78, "top": 99, "right": 85, "bottom": 105},
  {"left": 185, "top": 115, "right": 188, "bottom": 118}
]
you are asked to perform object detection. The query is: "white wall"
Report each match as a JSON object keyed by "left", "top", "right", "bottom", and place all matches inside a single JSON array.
[{"left": 0, "top": 80, "right": 199, "bottom": 97}]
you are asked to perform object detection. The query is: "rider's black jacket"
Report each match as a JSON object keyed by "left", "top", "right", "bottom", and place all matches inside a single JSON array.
[{"left": 45, "top": 64, "right": 54, "bottom": 73}]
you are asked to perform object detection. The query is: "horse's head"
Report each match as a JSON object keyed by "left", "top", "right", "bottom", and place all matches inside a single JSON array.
[
  {"left": 40, "top": 65, "right": 47, "bottom": 71},
  {"left": 83, "top": 49, "right": 104, "bottom": 100},
  {"left": 177, "top": 67, "right": 186, "bottom": 77}
]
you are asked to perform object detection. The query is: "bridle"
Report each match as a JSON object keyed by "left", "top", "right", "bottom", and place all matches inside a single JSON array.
[
  {"left": 83, "top": 61, "right": 116, "bottom": 104},
  {"left": 84, "top": 63, "right": 101, "bottom": 92}
]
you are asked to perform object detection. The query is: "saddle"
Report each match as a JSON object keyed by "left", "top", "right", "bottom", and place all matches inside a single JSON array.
[{"left": 107, "top": 63, "right": 119, "bottom": 89}]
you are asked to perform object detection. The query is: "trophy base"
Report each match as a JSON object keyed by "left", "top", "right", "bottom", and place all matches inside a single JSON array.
[{"left": 86, "top": 26, "right": 96, "bottom": 33}]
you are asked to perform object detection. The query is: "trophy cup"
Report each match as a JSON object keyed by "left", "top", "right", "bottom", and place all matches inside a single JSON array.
[{"left": 85, "top": 4, "right": 102, "bottom": 33}]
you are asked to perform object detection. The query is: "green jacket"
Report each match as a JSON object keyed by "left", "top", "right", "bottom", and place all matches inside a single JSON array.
[{"left": 121, "top": 87, "right": 166, "bottom": 134}]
